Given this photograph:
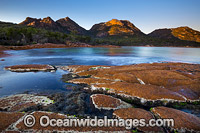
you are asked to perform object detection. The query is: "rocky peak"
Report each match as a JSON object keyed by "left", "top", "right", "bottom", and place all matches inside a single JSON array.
[
  {"left": 63, "top": 17, "right": 72, "bottom": 21},
  {"left": 90, "top": 19, "right": 144, "bottom": 37},
  {"left": 56, "top": 17, "right": 87, "bottom": 34},
  {"left": 20, "top": 17, "right": 41, "bottom": 25},
  {"left": 105, "top": 19, "right": 124, "bottom": 26},
  {"left": 19, "top": 16, "right": 67, "bottom": 33},
  {"left": 56, "top": 17, "right": 76, "bottom": 27},
  {"left": 41, "top": 17, "right": 55, "bottom": 23},
  {"left": 149, "top": 26, "right": 200, "bottom": 43},
  {"left": 40, "top": 17, "right": 57, "bottom": 27}
]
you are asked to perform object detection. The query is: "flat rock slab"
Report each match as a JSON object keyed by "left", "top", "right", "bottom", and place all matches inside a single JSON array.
[
  {"left": 0, "top": 94, "right": 53, "bottom": 112},
  {"left": 0, "top": 112, "right": 24, "bottom": 132},
  {"left": 93, "top": 82, "right": 185, "bottom": 104},
  {"left": 13, "top": 111, "right": 129, "bottom": 132},
  {"left": 69, "top": 78, "right": 115, "bottom": 85},
  {"left": 91, "top": 94, "right": 132, "bottom": 110},
  {"left": 113, "top": 108, "right": 163, "bottom": 132},
  {"left": 67, "top": 63, "right": 200, "bottom": 104},
  {"left": 152, "top": 106, "right": 200, "bottom": 132},
  {"left": 5, "top": 64, "right": 56, "bottom": 72}
]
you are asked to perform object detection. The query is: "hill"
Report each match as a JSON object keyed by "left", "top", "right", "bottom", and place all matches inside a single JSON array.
[
  {"left": 56, "top": 17, "right": 87, "bottom": 35},
  {"left": 0, "top": 17, "right": 200, "bottom": 47},
  {"left": 90, "top": 19, "right": 144, "bottom": 37},
  {"left": 148, "top": 27, "right": 200, "bottom": 43},
  {"left": 0, "top": 21, "right": 91, "bottom": 46},
  {"left": 20, "top": 17, "right": 87, "bottom": 35}
]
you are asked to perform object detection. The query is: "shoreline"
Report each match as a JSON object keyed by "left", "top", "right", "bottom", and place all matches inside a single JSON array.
[
  {"left": 1, "top": 43, "right": 200, "bottom": 58},
  {"left": 0, "top": 43, "right": 120, "bottom": 58},
  {"left": 0, "top": 63, "right": 200, "bottom": 132},
  {"left": 1, "top": 62, "right": 200, "bottom": 132}
]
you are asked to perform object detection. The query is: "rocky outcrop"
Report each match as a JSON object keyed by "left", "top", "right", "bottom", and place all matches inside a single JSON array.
[
  {"left": 20, "top": 17, "right": 87, "bottom": 34},
  {"left": 152, "top": 106, "right": 200, "bottom": 132},
  {"left": 91, "top": 94, "right": 132, "bottom": 110},
  {"left": 90, "top": 19, "right": 144, "bottom": 37},
  {"left": 20, "top": 17, "right": 64, "bottom": 33},
  {"left": 66, "top": 63, "right": 200, "bottom": 106},
  {"left": 56, "top": 17, "right": 87, "bottom": 35},
  {"left": 149, "top": 26, "right": 200, "bottom": 43},
  {"left": 5, "top": 64, "right": 56, "bottom": 72},
  {"left": 0, "top": 112, "right": 24, "bottom": 131},
  {"left": 0, "top": 94, "right": 54, "bottom": 112},
  {"left": 113, "top": 108, "right": 164, "bottom": 132},
  {"left": 7, "top": 111, "right": 129, "bottom": 132}
]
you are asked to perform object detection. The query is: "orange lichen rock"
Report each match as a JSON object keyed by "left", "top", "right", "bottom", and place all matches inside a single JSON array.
[
  {"left": 67, "top": 62, "right": 200, "bottom": 104},
  {"left": 5, "top": 64, "right": 55, "bottom": 72},
  {"left": 91, "top": 94, "right": 132, "bottom": 110},
  {"left": 152, "top": 106, "right": 200, "bottom": 132},
  {"left": 113, "top": 108, "right": 164, "bottom": 132}
]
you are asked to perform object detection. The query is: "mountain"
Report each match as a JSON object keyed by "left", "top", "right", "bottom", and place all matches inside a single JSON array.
[
  {"left": 148, "top": 27, "right": 200, "bottom": 43},
  {"left": 1, "top": 17, "right": 200, "bottom": 47},
  {"left": 19, "top": 17, "right": 87, "bottom": 34},
  {"left": 89, "top": 19, "right": 144, "bottom": 37},
  {"left": 56, "top": 17, "right": 87, "bottom": 35},
  {"left": 19, "top": 17, "right": 64, "bottom": 32}
]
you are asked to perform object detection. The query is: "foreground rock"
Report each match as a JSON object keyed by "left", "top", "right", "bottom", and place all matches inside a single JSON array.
[
  {"left": 91, "top": 94, "right": 132, "bottom": 110},
  {"left": 6, "top": 111, "right": 128, "bottom": 132},
  {"left": 93, "top": 82, "right": 185, "bottom": 105},
  {"left": 66, "top": 63, "right": 200, "bottom": 105},
  {"left": 0, "top": 94, "right": 53, "bottom": 112},
  {"left": 152, "top": 106, "right": 200, "bottom": 132},
  {"left": 5, "top": 64, "right": 56, "bottom": 72},
  {"left": 113, "top": 108, "right": 163, "bottom": 132},
  {"left": 0, "top": 112, "right": 24, "bottom": 132}
]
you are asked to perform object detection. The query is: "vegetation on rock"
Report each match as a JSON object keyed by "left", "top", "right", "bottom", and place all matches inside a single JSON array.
[{"left": 0, "top": 21, "right": 91, "bottom": 46}]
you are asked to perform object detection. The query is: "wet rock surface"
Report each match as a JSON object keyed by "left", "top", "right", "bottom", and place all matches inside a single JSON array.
[
  {"left": 152, "top": 106, "right": 200, "bottom": 132},
  {"left": 5, "top": 64, "right": 56, "bottom": 72}
]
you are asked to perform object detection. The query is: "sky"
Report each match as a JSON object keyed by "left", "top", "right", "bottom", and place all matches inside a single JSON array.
[{"left": 0, "top": 0, "right": 199, "bottom": 34}]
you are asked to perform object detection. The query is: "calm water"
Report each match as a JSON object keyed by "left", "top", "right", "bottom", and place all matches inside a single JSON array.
[{"left": 0, "top": 46, "right": 200, "bottom": 97}]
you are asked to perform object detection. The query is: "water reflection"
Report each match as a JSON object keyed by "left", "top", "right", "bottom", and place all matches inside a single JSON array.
[{"left": 0, "top": 46, "right": 200, "bottom": 97}]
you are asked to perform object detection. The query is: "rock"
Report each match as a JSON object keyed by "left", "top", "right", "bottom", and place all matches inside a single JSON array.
[
  {"left": 61, "top": 73, "right": 80, "bottom": 82},
  {"left": 148, "top": 27, "right": 200, "bottom": 43},
  {"left": 20, "top": 16, "right": 88, "bottom": 35},
  {"left": 168, "top": 84, "right": 200, "bottom": 100},
  {"left": 13, "top": 111, "right": 129, "bottom": 132},
  {"left": 66, "top": 65, "right": 109, "bottom": 73},
  {"left": 152, "top": 106, "right": 200, "bottom": 132},
  {"left": 93, "top": 82, "right": 185, "bottom": 105},
  {"left": 67, "top": 63, "right": 200, "bottom": 105},
  {"left": 56, "top": 17, "right": 88, "bottom": 35},
  {"left": 1, "top": 59, "right": 5, "bottom": 61},
  {"left": 0, "top": 94, "right": 54, "bottom": 112},
  {"left": 113, "top": 108, "right": 163, "bottom": 132},
  {"left": 90, "top": 19, "right": 145, "bottom": 37},
  {"left": 91, "top": 94, "right": 132, "bottom": 110},
  {"left": 5, "top": 64, "right": 56, "bottom": 72},
  {"left": 129, "top": 70, "right": 195, "bottom": 87},
  {"left": 42, "top": 92, "right": 90, "bottom": 116},
  {"left": 68, "top": 78, "right": 114, "bottom": 85},
  {"left": 0, "top": 112, "right": 24, "bottom": 132}
]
